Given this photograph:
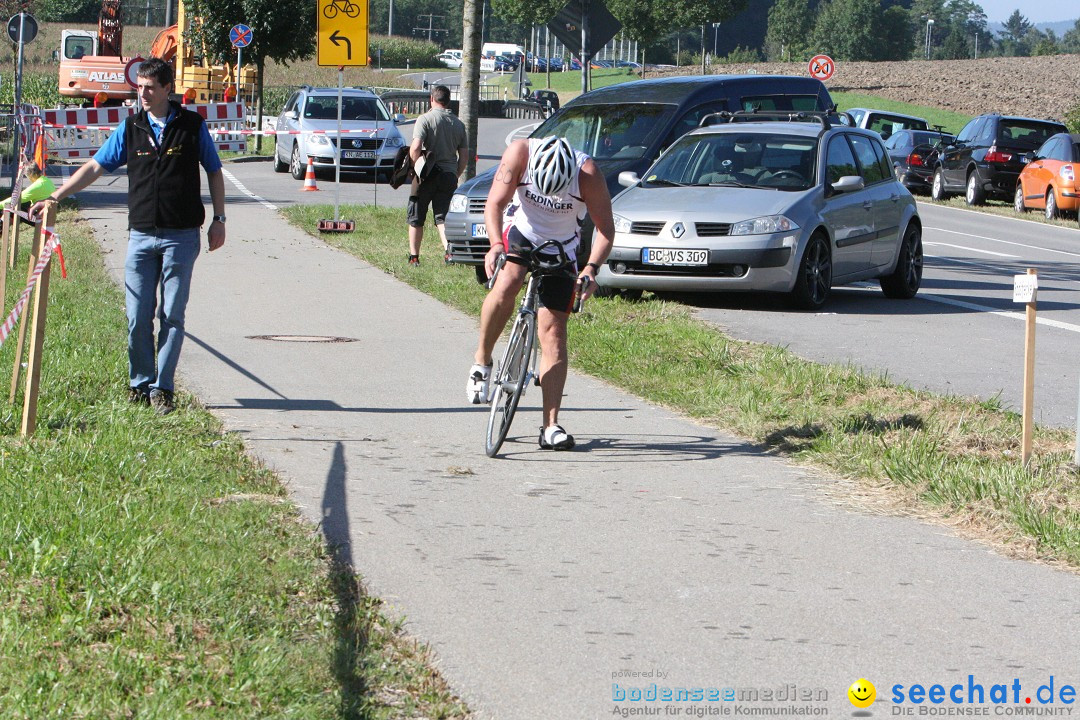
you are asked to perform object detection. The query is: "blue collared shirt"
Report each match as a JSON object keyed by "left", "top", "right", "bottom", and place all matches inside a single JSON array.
[{"left": 94, "top": 108, "right": 222, "bottom": 174}]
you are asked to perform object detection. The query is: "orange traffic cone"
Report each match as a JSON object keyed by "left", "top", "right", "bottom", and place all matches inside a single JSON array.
[{"left": 301, "top": 156, "right": 319, "bottom": 191}]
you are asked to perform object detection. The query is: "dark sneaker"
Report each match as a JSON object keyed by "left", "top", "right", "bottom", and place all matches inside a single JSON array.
[
  {"left": 539, "top": 424, "right": 575, "bottom": 450},
  {"left": 407, "top": 254, "right": 420, "bottom": 266},
  {"left": 149, "top": 388, "right": 176, "bottom": 416},
  {"left": 127, "top": 387, "right": 150, "bottom": 406}
]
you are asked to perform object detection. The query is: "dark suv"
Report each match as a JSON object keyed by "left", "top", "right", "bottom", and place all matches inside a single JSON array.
[
  {"left": 931, "top": 114, "right": 1068, "bottom": 205},
  {"left": 445, "top": 74, "right": 836, "bottom": 277}
]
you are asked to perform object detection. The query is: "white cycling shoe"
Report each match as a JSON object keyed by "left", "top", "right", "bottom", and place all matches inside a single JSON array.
[
  {"left": 539, "top": 424, "right": 575, "bottom": 450},
  {"left": 467, "top": 364, "right": 492, "bottom": 404}
]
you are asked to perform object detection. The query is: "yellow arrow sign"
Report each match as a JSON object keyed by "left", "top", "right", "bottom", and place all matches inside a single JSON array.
[{"left": 318, "top": 0, "right": 368, "bottom": 67}]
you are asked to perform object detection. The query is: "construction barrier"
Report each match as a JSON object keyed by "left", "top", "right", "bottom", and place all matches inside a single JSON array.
[{"left": 42, "top": 102, "right": 248, "bottom": 157}]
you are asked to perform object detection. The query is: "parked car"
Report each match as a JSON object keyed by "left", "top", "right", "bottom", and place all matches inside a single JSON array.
[
  {"left": 1014, "top": 133, "right": 1080, "bottom": 219},
  {"left": 273, "top": 86, "right": 407, "bottom": 180},
  {"left": 596, "top": 112, "right": 922, "bottom": 310},
  {"left": 932, "top": 113, "right": 1068, "bottom": 205},
  {"left": 526, "top": 89, "right": 560, "bottom": 117},
  {"left": 436, "top": 51, "right": 462, "bottom": 69},
  {"left": 445, "top": 74, "right": 838, "bottom": 279},
  {"left": 843, "top": 108, "right": 929, "bottom": 139},
  {"left": 884, "top": 128, "right": 955, "bottom": 194}
]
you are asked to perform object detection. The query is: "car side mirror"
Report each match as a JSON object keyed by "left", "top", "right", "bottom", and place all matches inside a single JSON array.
[
  {"left": 393, "top": 113, "right": 407, "bottom": 124},
  {"left": 284, "top": 109, "right": 299, "bottom": 120},
  {"left": 618, "top": 171, "right": 641, "bottom": 188},
  {"left": 1022, "top": 151, "right": 1035, "bottom": 164},
  {"left": 831, "top": 175, "right": 865, "bottom": 194}
]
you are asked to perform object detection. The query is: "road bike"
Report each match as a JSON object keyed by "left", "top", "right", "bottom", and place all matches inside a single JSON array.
[
  {"left": 323, "top": 0, "right": 361, "bottom": 18},
  {"left": 484, "top": 241, "right": 587, "bottom": 457}
]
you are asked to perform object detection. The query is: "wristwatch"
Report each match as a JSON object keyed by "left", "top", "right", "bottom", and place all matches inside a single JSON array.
[
  {"left": 585, "top": 262, "right": 601, "bottom": 272},
  {"left": 212, "top": 214, "right": 226, "bottom": 223}
]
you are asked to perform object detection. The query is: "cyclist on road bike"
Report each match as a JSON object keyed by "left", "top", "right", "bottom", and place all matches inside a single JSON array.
[{"left": 467, "top": 136, "right": 615, "bottom": 450}]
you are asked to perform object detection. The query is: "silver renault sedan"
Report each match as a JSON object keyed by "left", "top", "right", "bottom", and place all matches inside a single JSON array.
[{"left": 598, "top": 113, "right": 923, "bottom": 310}]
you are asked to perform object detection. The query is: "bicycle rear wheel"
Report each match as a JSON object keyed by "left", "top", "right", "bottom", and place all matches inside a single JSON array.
[{"left": 485, "top": 312, "right": 535, "bottom": 457}]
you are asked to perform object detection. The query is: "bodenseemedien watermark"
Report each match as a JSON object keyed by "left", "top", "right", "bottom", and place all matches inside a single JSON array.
[{"left": 611, "top": 677, "right": 829, "bottom": 717}]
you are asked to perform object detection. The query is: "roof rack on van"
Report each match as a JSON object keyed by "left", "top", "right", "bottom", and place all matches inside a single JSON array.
[{"left": 699, "top": 109, "right": 841, "bottom": 130}]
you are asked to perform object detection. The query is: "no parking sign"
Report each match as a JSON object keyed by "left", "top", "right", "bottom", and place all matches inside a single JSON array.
[{"left": 808, "top": 54, "right": 835, "bottom": 81}]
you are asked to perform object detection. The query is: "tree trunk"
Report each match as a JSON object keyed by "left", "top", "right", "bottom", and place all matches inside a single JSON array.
[
  {"left": 255, "top": 55, "right": 265, "bottom": 153},
  {"left": 460, "top": 0, "right": 483, "bottom": 180}
]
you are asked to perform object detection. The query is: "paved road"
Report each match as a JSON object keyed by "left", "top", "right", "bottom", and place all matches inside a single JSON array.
[
  {"left": 689, "top": 203, "right": 1080, "bottom": 427},
  {"left": 56, "top": 133, "right": 1080, "bottom": 719}
]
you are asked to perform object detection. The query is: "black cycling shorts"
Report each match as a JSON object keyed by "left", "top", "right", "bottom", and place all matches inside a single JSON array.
[{"left": 504, "top": 225, "right": 577, "bottom": 314}]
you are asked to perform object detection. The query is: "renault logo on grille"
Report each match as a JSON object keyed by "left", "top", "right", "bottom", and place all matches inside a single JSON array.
[{"left": 671, "top": 222, "right": 685, "bottom": 238}]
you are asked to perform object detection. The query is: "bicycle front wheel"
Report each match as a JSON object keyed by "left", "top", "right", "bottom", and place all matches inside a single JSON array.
[{"left": 485, "top": 313, "right": 535, "bottom": 457}]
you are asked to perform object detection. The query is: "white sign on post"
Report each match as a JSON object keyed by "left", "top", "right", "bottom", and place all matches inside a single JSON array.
[{"left": 1013, "top": 273, "right": 1038, "bottom": 304}]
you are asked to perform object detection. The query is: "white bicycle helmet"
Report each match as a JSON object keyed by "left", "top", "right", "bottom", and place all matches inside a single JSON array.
[{"left": 528, "top": 136, "right": 576, "bottom": 197}]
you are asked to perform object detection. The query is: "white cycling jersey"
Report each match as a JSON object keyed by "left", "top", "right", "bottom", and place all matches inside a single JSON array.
[{"left": 503, "top": 138, "right": 590, "bottom": 256}]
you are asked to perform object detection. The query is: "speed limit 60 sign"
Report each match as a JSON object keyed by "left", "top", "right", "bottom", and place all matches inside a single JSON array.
[{"left": 808, "top": 54, "right": 835, "bottom": 81}]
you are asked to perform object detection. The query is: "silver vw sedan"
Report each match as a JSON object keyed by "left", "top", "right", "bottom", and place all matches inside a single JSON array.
[{"left": 598, "top": 112, "right": 923, "bottom": 310}]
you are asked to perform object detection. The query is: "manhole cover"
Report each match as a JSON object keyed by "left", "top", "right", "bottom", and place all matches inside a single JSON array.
[{"left": 247, "top": 335, "right": 359, "bottom": 343}]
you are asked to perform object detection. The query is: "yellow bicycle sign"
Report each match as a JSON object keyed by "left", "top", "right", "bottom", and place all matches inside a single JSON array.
[{"left": 317, "top": 0, "right": 367, "bottom": 66}]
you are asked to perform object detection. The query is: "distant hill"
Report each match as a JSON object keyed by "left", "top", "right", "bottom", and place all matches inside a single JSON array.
[{"left": 987, "top": 19, "right": 1078, "bottom": 36}]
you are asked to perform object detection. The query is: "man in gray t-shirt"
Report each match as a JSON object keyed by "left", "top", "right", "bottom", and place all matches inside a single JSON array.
[{"left": 407, "top": 85, "right": 468, "bottom": 265}]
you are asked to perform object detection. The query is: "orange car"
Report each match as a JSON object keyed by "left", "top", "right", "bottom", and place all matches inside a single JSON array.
[{"left": 1014, "top": 133, "right": 1080, "bottom": 219}]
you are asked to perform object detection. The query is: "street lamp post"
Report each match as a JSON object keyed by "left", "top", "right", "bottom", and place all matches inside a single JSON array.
[
  {"left": 925, "top": 18, "right": 934, "bottom": 60},
  {"left": 713, "top": 22, "right": 720, "bottom": 58}
]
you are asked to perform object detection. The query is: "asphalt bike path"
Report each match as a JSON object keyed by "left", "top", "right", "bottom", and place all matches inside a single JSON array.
[{"left": 71, "top": 170, "right": 1080, "bottom": 718}]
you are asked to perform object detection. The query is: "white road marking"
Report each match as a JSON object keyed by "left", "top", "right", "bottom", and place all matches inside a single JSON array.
[
  {"left": 923, "top": 241, "right": 1017, "bottom": 258},
  {"left": 852, "top": 284, "right": 1080, "bottom": 334},
  {"left": 222, "top": 168, "right": 279, "bottom": 211},
  {"left": 504, "top": 123, "right": 540, "bottom": 147},
  {"left": 926, "top": 226, "right": 1080, "bottom": 259}
]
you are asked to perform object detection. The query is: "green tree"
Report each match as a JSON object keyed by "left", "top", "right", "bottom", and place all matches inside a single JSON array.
[
  {"left": 1061, "top": 19, "right": 1080, "bottom": 53},
  {"left": 939, "top": 23, "right": 970, "bottom": 58},
  {"left": 879, "top": 5, "right": 913, "bottom": 60},
  {"left": 999, "top": 9, "right": 1032, "bottom": 44},
  {"left": 184, "top": 0, "right": 316, "bottom": 150},
  {"left": 810, "top": 0, "right": 885, "bottom": 61},
  {"left": 764, "top": 0, "right": 814, "bottom": 61},
  {"left": 36, "top": 0, "right": 99, "bottom": 22},
  {"left": 1031, "top": 29, "right": 1058, "bottom": 56},
  {"left": 605, "top": 0, "right": 746, "bottom": 52}
]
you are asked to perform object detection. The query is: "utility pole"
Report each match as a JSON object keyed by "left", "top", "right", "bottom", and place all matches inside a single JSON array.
[{"left": 414, "top": 14, "right": 447, "bottom": 43}]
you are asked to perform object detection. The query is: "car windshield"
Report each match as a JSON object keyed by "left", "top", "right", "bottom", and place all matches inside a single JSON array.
[
  {"left": 643, "top": 132, "right": 817, "bottom": 191},
  {"left": 304, "top": 96, "right": 390, "bottom": 122},
  {"left": 909, "top": 130, "right": 953, "bottom": 147},
  {"left": 999, "top": 121, "right": 1064, "bottom": 148},
  {"left": 531, "top": 103, "right": 674, "bottom": 160}
]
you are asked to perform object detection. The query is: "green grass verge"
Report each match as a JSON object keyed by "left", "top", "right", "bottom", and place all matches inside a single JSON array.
[
  {"left": 284, "top": 202, "right": 1080, "bottom": 566},
  {"left": 831, "top": 92, "right": 972, "bottom": 135},
  {"left": 0, "top": 210, "right": 469, "bottom": 719}
]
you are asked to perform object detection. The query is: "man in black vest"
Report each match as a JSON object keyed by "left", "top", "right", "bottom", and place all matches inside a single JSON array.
[{"left": 32, "top": 58, "right": 226, "bottom": 415}]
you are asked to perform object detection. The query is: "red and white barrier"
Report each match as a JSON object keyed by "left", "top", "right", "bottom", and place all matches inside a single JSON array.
[
  {"left": 42, "top": 102, "right": 248, "bottom": 157},
  {"left": 0, "top": 233, "right": 58, "bottom": 351}
]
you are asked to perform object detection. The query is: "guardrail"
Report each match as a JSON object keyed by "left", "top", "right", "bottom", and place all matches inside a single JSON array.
[
  {"left": 378, "top": 90, "right": 534, "bottom": 120},
  {"left": 503, "top": 101, "right": 545, "bottom": 120}
]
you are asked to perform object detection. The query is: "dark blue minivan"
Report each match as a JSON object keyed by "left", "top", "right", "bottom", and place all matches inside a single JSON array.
[{"left": 445, "top": 74, "right": 836, "bottom": 271}]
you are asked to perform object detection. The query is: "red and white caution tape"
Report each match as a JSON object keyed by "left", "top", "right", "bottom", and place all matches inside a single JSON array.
[
  {"left": 0, "top": 233, "right": 59, "bottom": 350},
  {"left": 41, "top": 123, "right": 384, "bottom": 137}
]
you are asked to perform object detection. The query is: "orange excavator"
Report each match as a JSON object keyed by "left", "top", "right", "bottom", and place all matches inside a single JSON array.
[{"left": 58, "top": 0, "right": 256, "bottom": 105}]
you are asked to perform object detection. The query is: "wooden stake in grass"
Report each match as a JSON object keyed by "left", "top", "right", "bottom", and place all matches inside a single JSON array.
[
  {"left": 1015, "top": 268, "right": 1038, "bottom": 465},
  {"left": 19, "top": 204, "right": 56, "bottom": 436},
  {"left": 0, "top": 209, "right": 10, "bottom": 303}
]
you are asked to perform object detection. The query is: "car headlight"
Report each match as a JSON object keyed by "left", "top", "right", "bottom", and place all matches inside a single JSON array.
[
  {"left": 449, "top": 194, "right": 468, "bottom": 213},
  {"left": 384, "top": 136, "right": 404, "bottom": 148},
  {"left": 612, "top": 213, "right": 632, "bottom": 233},
  {"left": 308, "top": 134, "right": 330, "bottom": 146},
  {"left": 729, "top": 215, "right": 800, "bottom": 236}
]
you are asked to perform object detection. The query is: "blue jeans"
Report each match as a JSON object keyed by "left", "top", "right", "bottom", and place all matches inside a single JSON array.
[{"left": 125, "top": 228, "right": 201, "bottom": 393}]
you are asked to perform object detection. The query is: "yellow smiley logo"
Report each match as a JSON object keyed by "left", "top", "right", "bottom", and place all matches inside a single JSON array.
[{"left": 848, "top": 678, "right": 876, "bottom": 709}]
